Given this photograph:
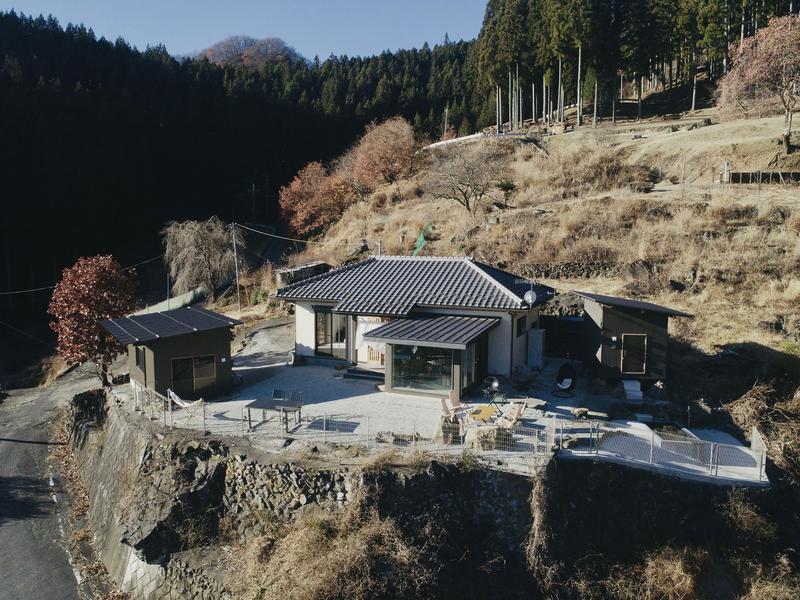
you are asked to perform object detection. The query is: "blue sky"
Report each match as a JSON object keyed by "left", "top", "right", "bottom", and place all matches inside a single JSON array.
[{"left": 4, "top": 0, "right": 488, "bottom": 57}]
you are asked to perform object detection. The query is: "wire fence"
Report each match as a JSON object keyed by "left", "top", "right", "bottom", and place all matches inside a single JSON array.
[
  {"left": 554, "top": 419, "right": 768, "bottom": 483},
  {"left": 113, "top": 382, "right": 554, "bottom": 474},
  {"left": 112, "top": 384, "right": 767, "bottom": 482}
]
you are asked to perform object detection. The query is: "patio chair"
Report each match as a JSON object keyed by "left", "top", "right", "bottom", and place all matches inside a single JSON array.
[
  {"left": 497, "top": 402, "right": 525, "bottom": 428},
  {"left": 553, "top": 363, "right": 577, "bottom": 397},
  {"left": 446, "top": 390, "right": 474, "bottom": 414},
  {"left": 441, "top": 395, "right": 471, "bottom": 420},
  {"left": 271, "top": 388, "right": 287, "bottom": 402}
]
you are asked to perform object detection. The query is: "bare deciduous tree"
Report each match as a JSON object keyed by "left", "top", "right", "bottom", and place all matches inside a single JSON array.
[
  {"left": 718, "top": 15, "right": 800, "bottom": 153},
  {"left": 424, "top": 144, "right": 508, "bottom": 214},
  {"left": 162, "top": 217, "right": 244, "bottom": 297}
]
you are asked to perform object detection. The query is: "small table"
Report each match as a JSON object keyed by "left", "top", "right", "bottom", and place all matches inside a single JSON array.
[
  {"left": 470, "top": 405, "right": 497, "bottom": 423},
  {"left": 275, "top": 403, "right": 302, "bottom": 432},
  {"left": 244, "top": 397, "right": 274, "bottom": 430}
]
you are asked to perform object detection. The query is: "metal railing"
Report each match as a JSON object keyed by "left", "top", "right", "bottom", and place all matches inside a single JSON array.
[{"left": 551, "top": 419, "right": 768, "bottom": 483}]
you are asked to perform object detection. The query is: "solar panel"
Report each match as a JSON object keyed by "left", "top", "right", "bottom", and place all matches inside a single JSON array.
[{"left": 100, "top": 306, "right": 242, "bottom": 345}]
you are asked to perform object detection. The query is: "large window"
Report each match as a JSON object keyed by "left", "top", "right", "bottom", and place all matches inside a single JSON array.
[
  {"left": 392, "top": 344, "right": 453, "bottom": 391},
  {"left": 315, "top": 309, "right": 347, "bottom": 359},
  {"left": 171, "top": 355, "right": 216, "bottom": 399}
]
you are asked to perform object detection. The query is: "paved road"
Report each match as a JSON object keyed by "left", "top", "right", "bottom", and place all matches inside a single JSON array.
[{"left": 0, "top": 370, "right": 94, "bottom": 600}]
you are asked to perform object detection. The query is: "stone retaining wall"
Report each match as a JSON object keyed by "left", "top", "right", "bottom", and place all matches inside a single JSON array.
[{"left": 67, "top": 389, "right": 536, "bottom": 599}]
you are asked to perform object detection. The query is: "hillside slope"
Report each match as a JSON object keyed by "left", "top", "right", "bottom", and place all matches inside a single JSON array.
[{"left": 285, "top": 112, "right": 800, "bottom": 404}]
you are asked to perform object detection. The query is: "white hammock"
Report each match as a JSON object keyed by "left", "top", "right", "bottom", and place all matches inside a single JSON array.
[{"left": 168, "top": 389, "right": 204, "bottom": 409}]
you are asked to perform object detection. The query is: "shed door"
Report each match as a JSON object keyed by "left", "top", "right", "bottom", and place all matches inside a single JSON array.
[{"left": 621, "top": 334, "right": 647, "bottom": 375}]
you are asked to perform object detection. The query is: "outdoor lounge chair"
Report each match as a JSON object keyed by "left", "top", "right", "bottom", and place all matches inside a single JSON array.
[
  {"left": 441, "top": 394, "right": 473, "bottom": 420},
  {"left": 554, "top": 363, "right": 577, "bottom": 396},
  {"left": 497, "top": 402, "right": 525, "bottom": 428}
]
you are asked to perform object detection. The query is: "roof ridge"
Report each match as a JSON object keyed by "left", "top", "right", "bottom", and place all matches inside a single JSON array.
[
  {"left": 276, "top": 256, "right": 376, "bottom": 294},
  {"left": 466, "top": 260, "right": 524, "bottom": 306},
  {"left": 373, "top": 255, "right": 471, "bottom": 261}
]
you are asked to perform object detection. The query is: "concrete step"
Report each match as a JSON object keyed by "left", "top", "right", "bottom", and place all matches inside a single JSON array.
[
  {"left": 344, "top": 367, "right": 385, "bottom": 382},
  {"left": 622, "top": 379, "right": 644, "bottom": 402}
]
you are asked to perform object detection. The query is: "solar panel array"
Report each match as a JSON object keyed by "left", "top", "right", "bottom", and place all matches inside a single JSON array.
[{"left": 100, "top": 306, "right": 242, "bottom": 345}]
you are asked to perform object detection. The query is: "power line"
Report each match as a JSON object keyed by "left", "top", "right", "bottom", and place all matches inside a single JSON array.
[
  {"left": 123, "top": 254, "right": 164, "bottom": 270},
  {"left": 234, "top": 222, "right": 320, "bottom": 244},
  {"left": 0, "top": 253, "right": 164, "bottom": 296},
  {"left": 0, "top": 284, "right": 56, "bottom": 296},
  {"left": 0, "top": 318, "right": 56, "bottom": 349}
]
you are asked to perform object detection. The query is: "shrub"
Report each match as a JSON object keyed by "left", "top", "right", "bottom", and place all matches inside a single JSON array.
[
  {"left": 350, "top": 117, "right": 415, "bottom": 188},
  {"left": 239, "top": 508, "right": 433, "bottom": 600},
  {"left": 279, "top": 164, "right": 356, "bottom": 236}
]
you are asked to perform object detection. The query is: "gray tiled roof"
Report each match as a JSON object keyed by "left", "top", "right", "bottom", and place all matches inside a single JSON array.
[
  {"left": 275, "top": 256, "right": 554, "bottom": 316},
  {"left": 363, "top": 314, "right": 500, "bottom": 349},
  {"left": 573, "top": 291, "right": 692, "bottom": 318}
]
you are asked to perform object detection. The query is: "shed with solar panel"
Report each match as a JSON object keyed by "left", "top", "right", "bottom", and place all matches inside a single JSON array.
[{"left": 100, "top": 306, "right": 242, "bottom": 400}]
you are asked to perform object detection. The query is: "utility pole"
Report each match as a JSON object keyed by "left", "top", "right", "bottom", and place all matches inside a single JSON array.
[
  {"left": 442, "top": 104, "right": 449, "bottom": 140},
  {"left": 532, "top": 82, "right": 536, "bottom": 123},
  {"left": 593, "top": 80, "right": 598, "bottom": 128},
  {"left": 576, "top": 45, "right": 582, "bottom": 127},
  {"left": 232, "top": 223, "right": 241, "bottom": 311}
]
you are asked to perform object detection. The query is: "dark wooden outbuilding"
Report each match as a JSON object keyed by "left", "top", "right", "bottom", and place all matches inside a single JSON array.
[
  {"left": 574, "top": 291, "right": 691, "bottom": 382},
  {"left": 101, "top": 306, "right": 241, "bottom": 399}
]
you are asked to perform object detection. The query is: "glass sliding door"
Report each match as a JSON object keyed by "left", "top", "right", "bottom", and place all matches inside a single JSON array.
[
  {"left": 392, "top": 344, "right": 453, "bottom": 392},
  {"left": 315, "top": 309, "right": 348, "bottom": 360}
]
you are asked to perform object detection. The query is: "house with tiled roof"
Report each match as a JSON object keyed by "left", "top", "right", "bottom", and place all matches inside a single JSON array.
[{"left": 275, "top": 255, "right": 554, "bottom": 400}]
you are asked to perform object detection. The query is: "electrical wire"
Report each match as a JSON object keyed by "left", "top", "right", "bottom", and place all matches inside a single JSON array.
[
  {"left": 234, "top": 222, "right": 320, "bottom": 244},
  {"left": 0, "top": 254, "right": 164, "bottom": 296},
  {"left": 0, "top": 318, "right": 56, "bottom": 349}
]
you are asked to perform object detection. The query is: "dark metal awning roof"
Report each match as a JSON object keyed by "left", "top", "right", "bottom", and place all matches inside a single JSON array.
[
  {"left": 573, "top": 291, "right": 692, "bottom": 318},
  {"left": 100, "top": 306, "right": 242, "bottom": 345},
  {"left": 363, "top": 314, "right": 500, "bottom": 350}
]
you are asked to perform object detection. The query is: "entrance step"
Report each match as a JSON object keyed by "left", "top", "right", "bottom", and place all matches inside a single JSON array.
[
  {"left": 344, "top": 367, "right": 385, "bottom": 382},
  {"left": 622, "top": 379, "right": 644, "bottom": 402}
]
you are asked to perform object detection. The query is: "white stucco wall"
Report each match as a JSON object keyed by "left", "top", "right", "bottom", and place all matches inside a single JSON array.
[
  {"left": 487, "top": 313, "right": 513, "bottom": 376},
  {"left": 511, "top": 307, "right": 540, "bottom": 372},
  {"left": 295, "top": 302, "right": 316, "bottom": 356}
]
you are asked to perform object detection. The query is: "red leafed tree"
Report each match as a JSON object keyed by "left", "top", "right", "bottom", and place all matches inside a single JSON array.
[
  {"left": 48, "top": 255, "right": 136, "bottom": 384},
  {"left": 718, "top": 15, "right": 800, "bottom": 154},
  {"left": 279, "top": 163, "right": 357, "bottom": 236},
  {"left": 350, "top": 116, "right": 415, "bottom": 188},
  {"left": 278, "top": 161, "right": 328, "bottom": 236}
]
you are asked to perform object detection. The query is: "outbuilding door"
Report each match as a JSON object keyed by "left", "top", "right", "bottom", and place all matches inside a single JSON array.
[
  {"left": 620, "top": 334, "right": 647, "bottom": 375},
  {"left": 171, "top": 355, "right": 216, "bottom": 399}
]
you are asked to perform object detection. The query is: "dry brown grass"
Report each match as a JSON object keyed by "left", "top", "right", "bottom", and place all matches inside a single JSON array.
[
  {"left": 727, "top": 383, "right": 800, "bottom": 478},
  {"left": 739, "top": 574, "right": 800, "bottom": 600},
  {"left": 603, "top": 547, "right": 707, "bottom": 600},
  {"left": 281, "top": 112, "right": 800, "bottom": 363},
  {"left": 232, "top": 503, "right": 433, "bottom": 600},
  {"left": 722, "top": 488, "right": 778, "bottom": 545}
]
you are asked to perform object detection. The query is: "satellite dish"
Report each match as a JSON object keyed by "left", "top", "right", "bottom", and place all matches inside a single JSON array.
[{"left": 524, "top": 289, "right": 538, "bottom": 305}]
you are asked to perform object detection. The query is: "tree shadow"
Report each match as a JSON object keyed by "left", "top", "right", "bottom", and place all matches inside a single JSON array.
[{"left": 0, "top": 475, "right": 52, "bottom": 525}]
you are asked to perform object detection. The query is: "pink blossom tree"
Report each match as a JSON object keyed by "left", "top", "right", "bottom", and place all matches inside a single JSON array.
[{"left": 718, "top": 15, "right": 800, "bottom": 154}]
